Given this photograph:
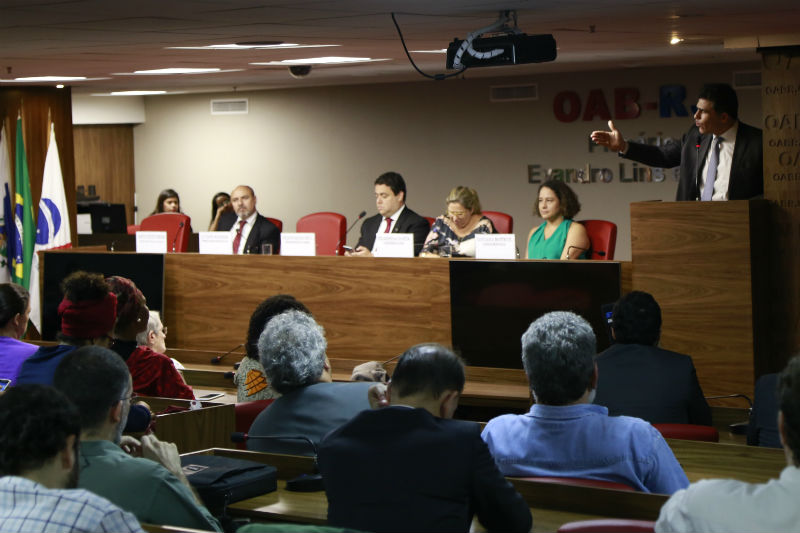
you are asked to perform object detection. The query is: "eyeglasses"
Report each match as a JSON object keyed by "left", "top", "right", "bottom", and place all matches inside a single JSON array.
[
  {"left": 161, "top": 326, "right": 168, "bottom": 337},
  {"left": 447, "top": 210, "right": 467, "bottom": 217},
  {"left": 120, "top": 392, "right": 138, "bottom": 404}
]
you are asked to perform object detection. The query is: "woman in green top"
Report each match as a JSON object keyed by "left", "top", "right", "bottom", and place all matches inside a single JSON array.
[{"left": 526, "top": 180, "right": 590, "bottom": 260}]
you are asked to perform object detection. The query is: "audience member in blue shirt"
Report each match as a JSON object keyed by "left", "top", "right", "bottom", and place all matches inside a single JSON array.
[{"left": 481, "top": 311, "right": 689, "bottom": 494}]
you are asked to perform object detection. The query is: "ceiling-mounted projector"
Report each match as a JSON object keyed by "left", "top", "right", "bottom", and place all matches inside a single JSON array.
[{"left": 446, "top": 33, "right": 557, "bottom": 69}]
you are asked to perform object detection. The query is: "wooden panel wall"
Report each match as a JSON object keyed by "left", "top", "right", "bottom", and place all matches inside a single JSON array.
[
  {"left": 73, "top": 124, "right": 136, "bottom": 225},
  {"left": 0, "top": 87, "right": 76, "bottom": 242},
  {"left": 630, "top": 200, "right": 770, "bottom": 397}
]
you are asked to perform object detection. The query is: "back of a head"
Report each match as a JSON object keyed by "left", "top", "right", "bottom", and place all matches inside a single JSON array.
[
  {"left": 53, "top": 345, "right": 130, "bottom": 433},
  {"left": 375, "top": 171, "right": 407, "bottom": 198},
  {"left": 0, "top": 384, "right": 80, "bottom": 476},
  {"left": 58, "top": 271, "right": 117, "bottom": 344},
  {"left": 445, "top": 186, "right": 482, "bottom": 214},
  {"left": 106, "top": 275, "right": 147, "bottom": 336},
  {"left": 391, "top": 343, "right": 465, "bottom": 400},
  {"left": 522, "top": 311, "right": 596, "bottom": 405},
  {"left": 779, "top": 354, "right": 800, "bottom": 466},
  {"left": 0, "top": 282, "right": 29, "bottom": 329},
  {"left": 246, "top": 294, "right": 311, "bottom": 359},
  {"left": 258, "top": 309, "right": 326, "bottom": 394},
  {"left": 611, "top": 290, "right": 662, "bottom": 345},
  {"left": 698, "top": 83, "right": 739, "bottom": 121}
]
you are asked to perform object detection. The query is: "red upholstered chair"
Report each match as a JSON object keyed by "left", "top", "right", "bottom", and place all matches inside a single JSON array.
[
  {"left": 295, "top": 212, "right": 347, "bottom": 256},
  {"left": 126, "top": 224, "right": 141, "bottom": 235},
  {"left": 265, "top": 217, "right": 283, "bottom": 232},
  {"left": 520, "top": 476, "right": 637, "bottom": 491},
  {"left": 482, "top": 210, "right": 513, "bottom": 234},
  {"left": 579, "top": 219, "right": 617, "bottom": 260},
  {"left": 234, "top": 399, "right": 275, "bottom": 450},
  {"left": 139, "top": 213, "right": 192, "bottom": 252},
  {"left": 557, "top": 519, "right": 656, "bottom": 533},
  {"left": 423, "top": 217, "right": 435, "bottom": 229},
  {"left": 653, "top": 423, "right": 719, "bottom": 442}
]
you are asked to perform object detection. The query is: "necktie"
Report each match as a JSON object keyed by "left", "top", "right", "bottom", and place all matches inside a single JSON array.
[
  {"left": 232, "top": 219, "right": 246, "bottom": 254},
  {"left": 384, "top": 217, "right": 393, "bottom": 233},
  {"left": 701, "top": 136, "right": 723, "bottom": 201}
]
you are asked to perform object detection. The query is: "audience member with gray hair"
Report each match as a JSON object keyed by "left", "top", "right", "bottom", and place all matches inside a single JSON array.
[
  {"left": 247, "top": 310, "right": 372, "bottom": 455},
  {"left": 482, "top": 311, "right": 688, "bottom": 493}
]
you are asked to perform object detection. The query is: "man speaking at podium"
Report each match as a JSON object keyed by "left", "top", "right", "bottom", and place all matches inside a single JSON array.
[
  {"left": 346, "top": 172, "right": 430, "bottom": 257},
  {"left": 591, "top": 83, "right": 762, "bottom": 201}
]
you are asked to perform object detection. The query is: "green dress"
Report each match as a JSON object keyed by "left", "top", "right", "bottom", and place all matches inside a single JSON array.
[{"left": 527, "top": 219, "right": 585, "bottom": 259}]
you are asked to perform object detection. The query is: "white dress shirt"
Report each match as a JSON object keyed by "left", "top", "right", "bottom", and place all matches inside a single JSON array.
[
  {"left": 655, "top": 465, "right": 800, "bottom": 533},
  {"left": 699, "top": 121, "right": 738, "bottom": 201},
  {"left": 230, "top": 211, "right": 258, "bottom": 254},
  {"left": 376, "top": 204, "right": 405, "bottom": 235}
]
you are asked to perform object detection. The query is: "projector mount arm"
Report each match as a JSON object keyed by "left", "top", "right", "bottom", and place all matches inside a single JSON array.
[{"left": 451, "top": 10, "right": 520, "bottom": 70}]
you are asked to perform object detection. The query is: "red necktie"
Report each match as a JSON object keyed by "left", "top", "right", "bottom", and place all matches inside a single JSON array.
[
  {"left": 232, "top": 219, "right": 246, "bottom": 254},
  {"left": 384, "top": 217, "right": 392, "bottom": 233}
]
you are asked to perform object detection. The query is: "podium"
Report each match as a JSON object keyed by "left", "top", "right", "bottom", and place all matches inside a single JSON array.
[{"left": 630, "top": 200, "right": 771, "bottom": 397}]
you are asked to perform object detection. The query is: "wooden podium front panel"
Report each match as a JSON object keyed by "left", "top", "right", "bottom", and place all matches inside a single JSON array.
[
  {"left": 630, "top": 201, "right": 768, "bottom": 397},
  {"left": 164, "top": 255, "right": 451, "bottom": 360}
]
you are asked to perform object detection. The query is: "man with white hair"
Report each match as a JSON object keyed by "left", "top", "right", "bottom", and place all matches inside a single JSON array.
[{"left": 247, "top": 310, "right": 372, "bottom": 455}]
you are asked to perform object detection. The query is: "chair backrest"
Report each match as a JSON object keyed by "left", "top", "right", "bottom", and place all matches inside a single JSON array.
[
  {"left": 653, "top": 423, "right": 719, "bottom": 442},
  {"left": 557, "top": 519, "right": 656, "bottom": 533},
  {"left": 140, "top": 213, "right": 192, "bottom": 252},
  {"left": 265, "top": 217, "right": 283, "bottom": 232},
  {"left": 482, "top": 210, "right": 513, "bottom": 233},
  {"left": 234, "top": 399, "right": 275, "bottom": 450},
  {"left": 424, "top": 216, "right": 436, "bottom": 229},
  {"left": 520, "top": 476, "right": 637, "bottom": 492},
  {"left": 295, "top": 212, "right": 347, "bottom": 256},
  {"left": 579, "top": 219, "right": 617, "bottom": 260},
  {"left": 127, "top": 224, "right": 141, "bottom": 235}
]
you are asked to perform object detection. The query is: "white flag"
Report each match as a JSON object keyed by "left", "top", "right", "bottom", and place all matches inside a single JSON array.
[
  {"left": 0, "top": 126, "right": 11, "bottom": 283},
  {"left": 29, "top": 123, "right": 72, "bottom": 332}
]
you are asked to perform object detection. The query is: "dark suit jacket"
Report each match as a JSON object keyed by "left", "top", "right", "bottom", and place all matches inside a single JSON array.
[
  {"left": 624, "top": 121, "right": 763, "bottom": 201},
  {"left": 318, "top": 406, "right": 532, "bottom": 533},
  {"left": 218, "top": 211, "right": 281, "bottom": 254},
  {"left": 594, "top": 343, "right": 712, "bottom": 425},
  {"left": 355, "top": 206, "right": 430, "bottom": 256},
  {"left": 747, "top": 373, "right": 781, "bottom": 448}
]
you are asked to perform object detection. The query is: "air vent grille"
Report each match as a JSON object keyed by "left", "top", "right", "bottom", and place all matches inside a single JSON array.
[
  {"left": 210, "top": 98, "right": 249, "bottom": 115},
  {"left": 733, "top": 71, "right": 761, "bottom": 89},
  {"left": 490, "top": 83, "right": 539, "bottom": 102}
]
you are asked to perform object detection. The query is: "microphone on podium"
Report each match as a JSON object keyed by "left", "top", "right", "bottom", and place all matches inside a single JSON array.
[
  {"left": 337, "top": 210, "right": 367, "bottom": 254},
  {"left": 210, "top": 343, "right": 245, "bottom": 365}
]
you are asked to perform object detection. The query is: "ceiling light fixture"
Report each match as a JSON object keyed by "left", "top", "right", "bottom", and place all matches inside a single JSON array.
[
  {"left": 410, "top": 49, "right": 448, "bottom": 54},
  {"left": 110, "top": 90, "right": 168, "bottom": 95},
  {"left": 129, "top": 67, "right": 222, "bottom": 75},
  {"left": 169, "top": 43, "right": 339, "bottom": 50},
  {"left": 0, "top": 76, "right": 87, "bottom": 82}
]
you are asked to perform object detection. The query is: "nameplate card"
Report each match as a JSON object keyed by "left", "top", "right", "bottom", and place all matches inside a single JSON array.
[
  {"left": 281, "top": 233, "right": 316, "bottom": 256},
  {"left": 475, "top": 234, "right": 516, "bottom": 259},
  {"left": 136, "top": 231, "right": 168, "bottom": 253},
  {"left": 198, "top": 232, "right": 233, "bottom": 254},
  {"left": 76, "top": 214, "right": 93, "bottom": 234},
  {"left": 373, "top": 233, "right": 414, "bottom": 258}
]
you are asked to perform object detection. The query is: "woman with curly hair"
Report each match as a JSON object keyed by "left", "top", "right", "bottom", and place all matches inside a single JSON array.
[{"left": 526, "top": 179, "right": 589, "bottom": 260}]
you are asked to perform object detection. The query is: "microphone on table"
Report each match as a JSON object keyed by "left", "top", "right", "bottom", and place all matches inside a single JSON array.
[
  {"left": 337, "top": 210, "right": 367, "bottom": 254},
  {"left": 210, "top": 343, "right": 244, "bottom": 365},
  {"left": 171, "top": 221, "right": 185, "bottom": 252},
  {"left": 230, "top": 433, "right": 324, "bottom": 491}
]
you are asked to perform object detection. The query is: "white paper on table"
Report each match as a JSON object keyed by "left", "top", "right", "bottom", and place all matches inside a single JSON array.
[
  {"left": 198, "top": 232, "right": 233, "bottom": 254},
  {"left": 373, "top": 233, "right": 414, "bottom": 258},
  {"left": 281, "top": 232, "right": 316, "bottom": 256},
  {"left": 475, "top": 234, "right": 516, "bottom": 259},
  {"left": 135, "top": 231, "right": 168, "bottom": 253}
]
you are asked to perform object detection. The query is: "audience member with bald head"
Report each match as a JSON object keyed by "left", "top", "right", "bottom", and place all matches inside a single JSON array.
[{"left": 216, "top": 185, "right": 281, "bottom": 254}]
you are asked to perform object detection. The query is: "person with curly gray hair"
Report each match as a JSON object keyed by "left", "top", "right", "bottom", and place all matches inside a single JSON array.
[
  {"left": 247, "top": 310, "right": 372, "bottom": 455},
  {"left": 481, "top": 311, "right": 688, "bottom": 494}
]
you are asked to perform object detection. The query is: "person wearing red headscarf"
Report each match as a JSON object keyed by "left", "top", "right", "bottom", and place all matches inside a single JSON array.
[
  {"left": 16, "top": 271, "right": 117, "bottom": 386},
  {"left": 106, "top": 276, "right": 194, "bottom": 400}
]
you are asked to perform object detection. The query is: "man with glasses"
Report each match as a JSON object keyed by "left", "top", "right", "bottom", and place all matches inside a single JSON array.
[{"left": 53, "top": 346, "right": 221, "bottom": 531}]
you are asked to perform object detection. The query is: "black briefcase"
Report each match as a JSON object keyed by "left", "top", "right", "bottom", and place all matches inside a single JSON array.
[{"left": 181, "top": 455, "right": 278, "bottom": 513}]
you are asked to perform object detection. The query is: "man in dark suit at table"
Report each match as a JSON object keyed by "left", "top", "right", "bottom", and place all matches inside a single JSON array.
[
  {"left": 318, "top": 343, "right": 532, "bottom": 533},
  {"left": 217, "top": 185, "right": 281, "bottom": 254},
  {"left": 594, "top": 291, "right": 711, "bottom": 425},
  {"left": 591, "top": 83, "right": 762, "bottom": 201},
  {"left": 346, "top": 171, "right": 430, "bottom": 257}
]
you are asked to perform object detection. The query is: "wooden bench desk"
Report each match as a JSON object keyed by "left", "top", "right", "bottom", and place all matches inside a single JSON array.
[
  {"left": 666, "top": 438, "right": 785, "bottom": 484},
  {"left": 184, "top": 448, "right": 665, "bottom": 532},
  {"left": 139, "top": 397, "right": 235, "bottom": 454}
]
